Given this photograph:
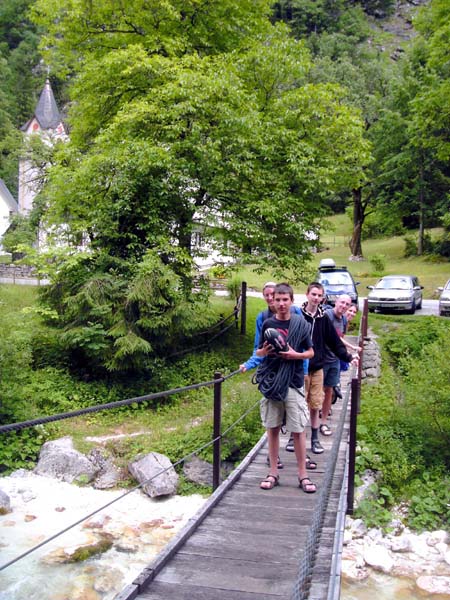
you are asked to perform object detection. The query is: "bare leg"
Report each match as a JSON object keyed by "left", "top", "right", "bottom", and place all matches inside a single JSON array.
[
  {"left": 267, "top": 426, "right": 281, "bottom": 475},
  {"left": 310, "top": 407, "right": 319, "bottom": 429},
  {"left": 294, "top": 431, "right": 316, "bottom": 492},
  {"left": 321, "top": 386, "right": 333, "bottom": 429},
  {"left": 260, "top": 426, "right": 281, "bottom": 490},
  {"left": 293, "top": 432, "right": 307, "bottom": 480}
]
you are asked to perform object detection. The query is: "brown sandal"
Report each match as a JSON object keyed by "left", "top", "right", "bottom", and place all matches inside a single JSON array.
[
  {"left": 266, "top": 455, "right": 284, "bottom": 469},
  {"left": 299, "top": 477, "right": 316, "bottom": 493},
  {"left": 260, "top": 474, "right": 279, "bottom": 490},
  {"left": 306, "top": 455, "right": 317, "bottom": 470}
]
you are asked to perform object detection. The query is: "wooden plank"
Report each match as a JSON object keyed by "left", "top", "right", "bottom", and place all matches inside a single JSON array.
[
  {"left": 177, "top": 526, "right": 310, "bottom": 564},
  {"left": 147, "top": 554, "right": 298, "bottom": 596},
  {"left": 138, "top": 580, "right": 286, "bottom": 600}
]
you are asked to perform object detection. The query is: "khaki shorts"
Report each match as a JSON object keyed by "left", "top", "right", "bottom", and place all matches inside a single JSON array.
[
  {"left": 260, "top": 387, "right": 309, "bottom": 433},
  {"left": 305, "top": 369, "right": 324, "bottom": 410}
]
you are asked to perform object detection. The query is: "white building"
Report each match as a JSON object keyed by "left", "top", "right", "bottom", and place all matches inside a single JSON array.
[
  {"left": 0, "top": 179, "right": 18, "bottom": 251},
  {"left": 18, "top": 78, "right": 67, "bottom": 214}
]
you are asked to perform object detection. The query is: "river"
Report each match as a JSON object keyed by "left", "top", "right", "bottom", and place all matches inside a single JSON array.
[
  {"left": 342, "top": 574, "right": 438, "bottom": 600},
  {"left": 0, "top": 471, "right": 446, "bottom": 599},
  {"left": 0, "top": 471, "right": 206, "bottom": 600}
]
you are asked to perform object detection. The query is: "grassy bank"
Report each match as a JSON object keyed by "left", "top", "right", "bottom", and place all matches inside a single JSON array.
[
  {"left": 0, "top": 283, "right": 265, "bottom": 484},
  {"left": 228, "top": 219, "right": 449, "bottom": 298}
]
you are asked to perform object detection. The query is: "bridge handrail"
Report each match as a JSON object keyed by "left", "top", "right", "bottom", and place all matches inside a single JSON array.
[
  {"left": 0, "top": 368, "right": 264, "bottom": 572},
  {"left": 0, "top": 284, "right": 252, "bottom": 572}
]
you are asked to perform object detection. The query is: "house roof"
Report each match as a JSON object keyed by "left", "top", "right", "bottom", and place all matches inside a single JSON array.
[
  {"left": 21, "top": 78, "right": 64, "bottom": 131},
  {"left": 0, "top": 179, "right": 18, "bottom": 213}
]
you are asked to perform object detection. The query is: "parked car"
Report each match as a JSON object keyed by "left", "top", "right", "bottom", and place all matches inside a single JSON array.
[
  {"left": 438, "top": 279, "right": 450, "bottom": 316},
  {"left": 316, "top": 258, "right": 359, "bottom": 306},
  {"left": 367, "top": 275, "right": 423, "bottom": 314}
]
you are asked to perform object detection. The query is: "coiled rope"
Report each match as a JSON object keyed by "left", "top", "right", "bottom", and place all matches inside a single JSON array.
[{"left": 252, "top": 314, "right": 311, "bottom": 401}]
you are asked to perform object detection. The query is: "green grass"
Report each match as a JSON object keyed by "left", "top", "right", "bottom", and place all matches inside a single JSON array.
[
  {"left": 0, "top": 286, "right": 265, "bottom": 479},
  {"left": 227, "top": 217, "right": 450, "bottom": 298}
]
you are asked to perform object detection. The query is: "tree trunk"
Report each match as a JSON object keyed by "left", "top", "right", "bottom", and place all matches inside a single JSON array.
[
  {"left": 418, "top": 160, "right": 425, "bottom": 256},
  {"left": 349, "top": 188, "right": 364, "bottom": 258}
]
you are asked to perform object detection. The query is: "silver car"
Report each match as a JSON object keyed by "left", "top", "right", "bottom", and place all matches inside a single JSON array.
[
  {"left": 367, "top": 275, "right": 424, "bottom": 314},
  {"left": 438, "top": 279, "right": 450, "bottom": 316}
]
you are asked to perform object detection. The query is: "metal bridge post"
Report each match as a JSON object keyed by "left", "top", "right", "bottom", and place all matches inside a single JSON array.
[
  {"left": 212, "top": 371, "right": 222, "bottom": 491},
  {"left": 357, "top": 298, "right": 368, "bottom": 412},
  {"left": 346, "top": 377, "right": 359, "bottom": 515},
  {"left": 240, "top": 281, "right": 247, "bottom": 335}
]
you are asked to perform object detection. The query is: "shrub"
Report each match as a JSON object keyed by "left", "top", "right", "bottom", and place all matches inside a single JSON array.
[
  {"left": 369, "top": 253, "right": 386, "bottom": 275},
  {"left": 0, "top": 427, "right": 50, "bottom": 473},
  {"left": 226, "top": 276, "right": 242, "bottom": 302},
  {"left": 404, "top": 232, "right": 434, "bottom": 257},
  {"left": 210, "top": 263, "right": 230, "bottom": 279},
  {"left": 406, "top": 472, "right": 450, "bottom": 532}
]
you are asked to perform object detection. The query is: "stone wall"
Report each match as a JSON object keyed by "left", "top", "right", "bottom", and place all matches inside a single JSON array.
[
  {"left": 0, "top": 263, "right": 37, "bottom": 279},
  {"left": 361, "top": 333, "right": 381, "bottom": 381}
]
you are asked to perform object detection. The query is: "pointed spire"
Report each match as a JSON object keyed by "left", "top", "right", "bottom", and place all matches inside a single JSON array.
[{"left": 34, "top": 79, "right": 62, "bottom": 130}]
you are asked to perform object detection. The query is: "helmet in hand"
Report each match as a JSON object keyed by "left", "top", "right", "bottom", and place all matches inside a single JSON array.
[{"left": 264, "top": 328, "right": 288, "bottom": 353}]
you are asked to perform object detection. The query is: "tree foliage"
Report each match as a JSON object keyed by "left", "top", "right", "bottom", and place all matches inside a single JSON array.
[
  {"left": 22, "top": 4, "right": 371, "bottom": 370},
  {"left": 370, "top": 0, "right": 450, "bottom": 254}
]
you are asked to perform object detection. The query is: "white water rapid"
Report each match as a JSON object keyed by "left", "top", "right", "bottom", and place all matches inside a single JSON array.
[{"left": 0, "top": 470, "right": 206, "bottom": 600}]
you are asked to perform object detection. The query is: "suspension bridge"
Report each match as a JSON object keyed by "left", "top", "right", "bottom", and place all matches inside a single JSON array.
[
  {"left": 0, "top": 284, "right": 366, "bottom": 600},
  {"left": 115, "top": 360, "right": 359, "bottom": 600}
]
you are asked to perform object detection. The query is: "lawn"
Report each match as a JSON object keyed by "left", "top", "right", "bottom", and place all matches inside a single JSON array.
[{"left": 227, "top": 217, "right": 450, "bottom": 299}]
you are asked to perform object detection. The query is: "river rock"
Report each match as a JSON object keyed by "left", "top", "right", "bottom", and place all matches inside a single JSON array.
[
  {"left": 445, "top": 547, "right": 450, "bottom": 566},
  {"left": 93, "top": 567, "right": 125, "bottom": 593},
  {"left": 392, "top": 555, "right": 427, "bottom": 578},
  {"left": 34, "top": 437, "right": 99, "bottom": 484},
  {"left": 435, "top": 542, "right": 448, "bottom": 559},
  {"left": 341, "top": 559, "right": 370, "bottom": 581},
  {"left": 415, "top": 575, "right": 450, "bottom": 595},
  {"left": 0, "top": 488, "right": 11, "bottom": 514},
  {"left": 347, "top": 517, "right": 367, "bottom": 538},
  {"left": 410, "top": 532, "right": 442, "bottom": 561},
  {"left": 428, "top": 530, "right": 449, "bottom": 546},
  {"left": 363, "top": 543, "right": 394, "bottom": 573},
  {"left": 128, "top": 452, "right": 178, "bottom": 498},
  {"left": 42, "top": 531, "right": 112, "bottom": 564},
  {"left": 88, "top": 447, "right": 123, "bottom": 489},
  {"left": 183, "top": 455, "right": 213, "bottom": 486},
  {"left": 389, "top": 531, "right": 412, "bottom": 552}
]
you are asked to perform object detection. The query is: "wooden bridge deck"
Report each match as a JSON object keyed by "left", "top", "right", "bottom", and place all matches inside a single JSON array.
[{"left": 118, "top": 373, "right": 353, "bottom": 600}]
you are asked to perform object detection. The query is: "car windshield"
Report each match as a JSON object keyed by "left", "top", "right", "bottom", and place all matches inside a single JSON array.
[
  {"left": 445, "top": 281, "right": 450, "bottom": 291},
  {"left": 320, "top": 272, "right": 353, "bottom": 286},
  {"left": 375, "top": 278, "right": 411, "bottom": 290}
]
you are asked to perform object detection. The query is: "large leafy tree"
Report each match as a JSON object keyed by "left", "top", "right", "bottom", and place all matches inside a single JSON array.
[
  {"left": 274, "top": 0, "right": 400, "bottom": 257},
  {"left": 0, "top": 0, "right": 48, "bottom": 194},
  {"left": 28, "top": 2, "right": 369, "bottom": 371},
  {"left": 308, "top": 36, "right": 396, "bottom": 257},
  {"left": 370, "top": 0, "right": 450, "bottom": 255}
]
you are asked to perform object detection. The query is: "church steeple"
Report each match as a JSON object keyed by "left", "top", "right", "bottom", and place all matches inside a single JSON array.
[
  {"left": 18, "top": 79, "right": 68, "bottom": 213},
  {"left": 21, "top": 78, "right": 67, "bottom": 136}
]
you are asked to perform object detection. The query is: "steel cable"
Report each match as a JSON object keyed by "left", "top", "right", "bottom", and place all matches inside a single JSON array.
[{"left": 0, "top": 376, "right": 259, "bottom": 572}]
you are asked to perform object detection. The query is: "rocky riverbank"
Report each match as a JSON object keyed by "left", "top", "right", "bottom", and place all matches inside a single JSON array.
[
  {"left": 0, "top": 469, "right": 206, "bottom": 600},
  {"left": 342, "top": 473, "right": 450, "bottom": 599}
]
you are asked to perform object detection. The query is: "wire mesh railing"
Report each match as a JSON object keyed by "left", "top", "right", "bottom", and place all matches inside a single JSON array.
[{"left": 290, "top": 299, "right": 367, "bottom": 600}]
